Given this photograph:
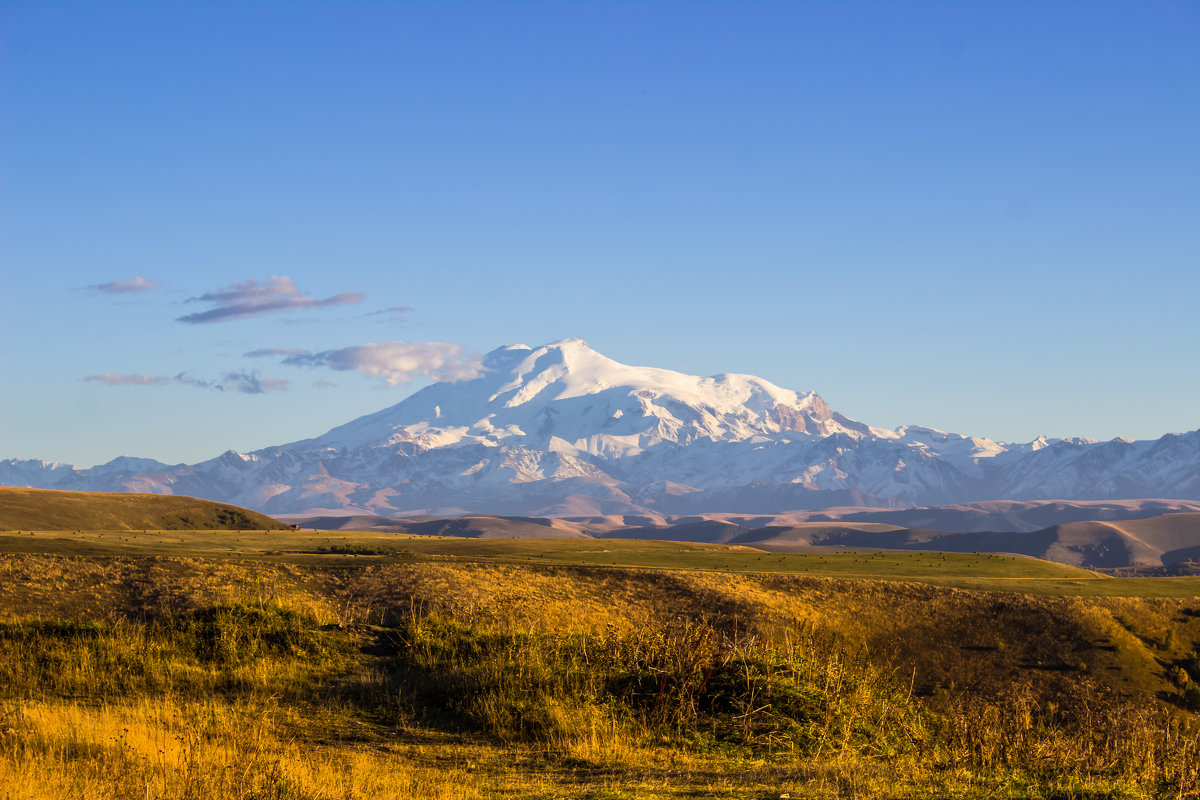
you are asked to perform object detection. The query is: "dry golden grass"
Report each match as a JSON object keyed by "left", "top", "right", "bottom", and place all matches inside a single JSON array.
[
  {"left": 2, "top": 544, "right": 1200, "bottom": 798},
  {"left": 0, "top": 697, "right": 484, "bottom": 800}
]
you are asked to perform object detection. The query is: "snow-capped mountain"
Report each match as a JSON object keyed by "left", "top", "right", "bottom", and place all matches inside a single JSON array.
[{"left": 4, "top": 338, "right": 1198, "bottom": 515}]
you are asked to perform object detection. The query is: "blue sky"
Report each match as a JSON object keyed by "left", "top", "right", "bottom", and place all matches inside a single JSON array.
[{"left": 2, "top": 1, "right": 1197, "bottom": 467}]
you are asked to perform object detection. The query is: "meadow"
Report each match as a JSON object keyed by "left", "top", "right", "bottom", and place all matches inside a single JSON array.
[{"left": 2, "top": 528, "right": 1200, "bottom": 798}]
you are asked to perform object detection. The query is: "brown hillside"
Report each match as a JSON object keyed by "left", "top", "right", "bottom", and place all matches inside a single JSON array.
[
  {"left": 1046, "top": 513, "right": 1200, "bottom": 567},
  {"left": 296, "top": 513, "right": 588, "bottom": 538},
  {"left": 0, "top": 487, "right": 287, "bottom": 531}
]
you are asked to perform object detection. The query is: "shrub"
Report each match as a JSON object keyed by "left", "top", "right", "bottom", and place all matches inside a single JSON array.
[
  {"left": 1184, "top": 684, "right": 1200, "bottom": 713},
  {"left": 387, "top": 612, "right": 924, "bottom": 756}
]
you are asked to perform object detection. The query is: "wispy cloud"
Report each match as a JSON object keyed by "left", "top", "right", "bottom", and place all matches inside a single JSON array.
[
  {"left": 220, "top": 372, "right": 290, "bottom": 394},
  {"left": 244, "top": 347, "right": 310, "bottom": 358},
  {"left": 369, "top": 306, "right": 414, "bottom": 317},
  {"left": 177, "top": 276, "right": 363, "bottom": 324},
  {"left": 283, "top": 341, "right": 483, "bottom": 385},
  {"left": 90, "top": 277, "right": 162, "bottom": 294},
  {"left": 313, "top": 379, "right": 337, "bottom": 389},
  {"left": 85, "top": 371, "right": 288, "bottom": 394},
  {"left": 85, "top": 373, "right": 171, "bottom": 386}
]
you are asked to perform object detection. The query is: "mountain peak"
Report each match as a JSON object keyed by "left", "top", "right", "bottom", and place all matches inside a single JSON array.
[
  {"left": 547, "top": 336, "right": 591, "bottom": 348},
  {"left": 307, "top": 338, "right": 846, "bottom": 453},
  {"left": 7, "top": 337, "right": 1198, "bottom": 517},
  {"left": 484, "top": 337, "right": 589, "bottom": 361}
]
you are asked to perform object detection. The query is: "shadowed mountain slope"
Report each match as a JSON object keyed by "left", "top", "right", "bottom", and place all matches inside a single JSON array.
[
  {"left": 729, "top": 512, "right": 1200, "bottom": 570},
  {"left": 798, "top": 499, "right": 1200, "bottom": 533}
]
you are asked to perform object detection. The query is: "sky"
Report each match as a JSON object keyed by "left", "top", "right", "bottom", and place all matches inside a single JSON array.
[{"left": 1, "top": 1, "right": 1197, "bottom": 467}]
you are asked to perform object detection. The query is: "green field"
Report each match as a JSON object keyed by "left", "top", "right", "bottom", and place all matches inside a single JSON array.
[{"left": 4, "top": 527, "right": 1199, "bottom": 598}]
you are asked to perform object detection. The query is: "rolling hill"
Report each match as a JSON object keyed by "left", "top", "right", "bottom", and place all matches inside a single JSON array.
[
  {"left": 0, "top": 487, "right": 288, "bottom": 531},
  {"left": 298, "top": 512, "right": 588, "bottom": 539},
  {"left": 727, "top": 513, "right": 1200, "bottom": 570},
  {"left": 290, "top": 508, "right": 1200, "bottom": 569}
]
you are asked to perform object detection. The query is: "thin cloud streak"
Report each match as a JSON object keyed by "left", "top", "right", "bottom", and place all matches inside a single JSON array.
[
  {"left": 85, "top": 372, "right": 288, "bottom": 394},
  {"left": 90, "top": 277, "right": 162, "bottom": 294},
  {"left": 177, "top": 276, "right": 363, "bottom": 324},
  {"left": 85, "top": 373, "right": 171, "bottom": 386},
  {"left": 244, "top": 347, "right": 310, "bottom": 358},
  {"left": 284, "top": 341, "right": 483, "bottom": 385}
]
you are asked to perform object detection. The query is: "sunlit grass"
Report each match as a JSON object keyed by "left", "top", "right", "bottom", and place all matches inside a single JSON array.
[
  {"left": 2, "top": 535, "right": 1200, "bottom": 797},
  {"left": 0, "top": 697, "right": 477, "bottom": 800},
  {"left": 0, "top": 592, "right": 1198, "bottom": 798}
]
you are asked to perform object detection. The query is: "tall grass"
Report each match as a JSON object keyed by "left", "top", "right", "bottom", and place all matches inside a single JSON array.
[
  {"left": 0, "top": 697, "right": 474, "bottom": 800},
  {"left": 0, "top": 593, "right": 1198, "bottom": 797},
  {"left": 0, "top": 603, "right": 479, "bottom": 799},
  {"left": 386, "top": 611, "right": 926, "bottom": 761},
  {"left": 0, "top": 604, "right": 351, "bottom": 699},
  {"left": 378, "top": 608, "right": 1200, "bottom": 795}
]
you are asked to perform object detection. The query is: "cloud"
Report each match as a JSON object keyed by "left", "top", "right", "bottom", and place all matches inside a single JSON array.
[
  {"left": 90, "top": 277, "right": 162, "bottom": 294},
  {"left": 283, "top": 340, "right": 483, "bottom": 385},
  {"left": 173, "top": 373, "right": 213, "bottom": 389},
  {"left": 177, "top": 276, "right": 363, "bottom": 324},
  {"left": 86, "top": 372, "right": 288, "bottom": 394},
  {"left": 173, "top": 372, "right": 288, "bottom": 393},
  {"left": 369, "top": 306, "right": 414, "bottom": 316},
  {"left": 369, "top": 306, "right": 414, "bottom": 326},
  {"left": 85, "top": 373, "right": 171, "bottom": 386},
  {"left": 219, "top": 372, "right": 290, "bottom": 394},
  {"left": 313, "top": 379, "right": 337, "bottom": 389},
  {"left": 244, "top": 347, "right": 310, "bottom": 358}
]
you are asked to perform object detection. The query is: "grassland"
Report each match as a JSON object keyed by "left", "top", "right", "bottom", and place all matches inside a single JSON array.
[
  {"left": 2, "top": 525, "right": 1200, "bottom": 798},
  {"left": 0, "top": 487, "right": 287, "bottom": 532},
  {"left": 7, "top": 526, "right": 1200, "bottom": 597}
]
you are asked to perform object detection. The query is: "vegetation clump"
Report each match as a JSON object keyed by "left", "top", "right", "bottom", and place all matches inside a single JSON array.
[
  {"left": 314, "top": 544, "right": 397, "bottom": 556},
  {"left": 387, "top": 612, "right": 924, "bottom": 758},
  {"left": 0, "top": 603, "right": 351, "bottom": 699}
]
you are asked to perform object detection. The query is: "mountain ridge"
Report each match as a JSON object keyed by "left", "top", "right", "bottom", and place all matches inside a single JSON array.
[{"left": 3, "top": 338, "right": 1198, "bottom": 516}]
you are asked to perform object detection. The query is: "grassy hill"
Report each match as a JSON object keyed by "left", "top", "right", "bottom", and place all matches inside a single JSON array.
[
  {"left": 0, "top": 527, "right": 1126, "bottom": 592},
  {"left": 0, "top": 487, "right": 287, "bottom": 531},
  {"left": 2, "top": 521, "right": 1200, "bottom": 798},
  {"left": 1, "top": 536, "right": 1199, "bottom": 798}
]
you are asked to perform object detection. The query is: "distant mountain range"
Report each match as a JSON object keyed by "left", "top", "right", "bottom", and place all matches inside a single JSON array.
[
  {"left": 289, "top": 505, "right": 1200, "bottom": 570},
  {"left": 4, "top": 338, "right": 1199, "bottom": 518}
]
